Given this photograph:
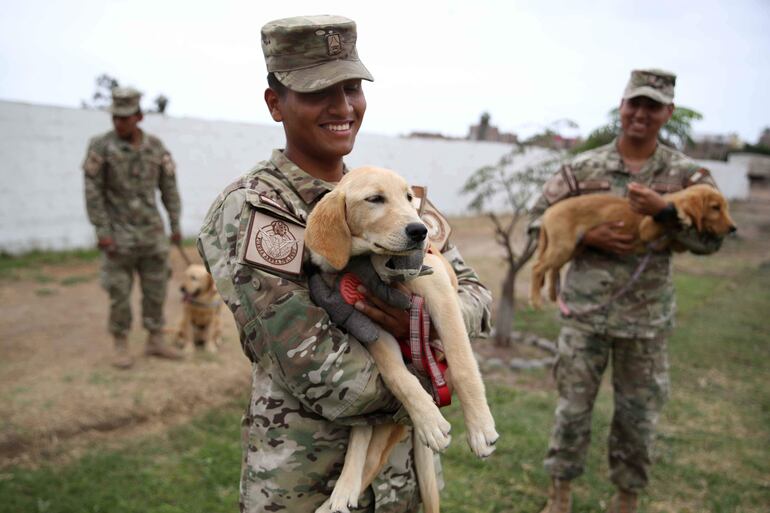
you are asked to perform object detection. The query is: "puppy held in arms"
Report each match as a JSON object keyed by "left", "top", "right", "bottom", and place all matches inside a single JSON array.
[
  {"left": 530, "top": 183, "right": 736, "bottom": 309},
  {"left": 305, "top": 166, "right": 498, "bottom": 513},
  {"left": 174, "top": 264, "right": 223, "bottom": 353}
]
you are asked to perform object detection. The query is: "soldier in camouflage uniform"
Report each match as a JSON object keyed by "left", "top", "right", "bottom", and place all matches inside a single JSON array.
[
  {"left": 83, "top": 87, "right": 184, "bottom": 369},
  {"left": 530, "top": 70, "right": 726, "bottom": 513},
  {"left": 197, "top": 16, "right": 492, "bottom": 513}
]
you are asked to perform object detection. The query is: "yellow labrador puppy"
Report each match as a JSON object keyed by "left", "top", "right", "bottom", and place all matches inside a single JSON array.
[
  {"left": 175, "top": 264, "right": 223, "bottom": 353},
  {"left": 306, "top": 166, "right": 498, "bottom": 513}
]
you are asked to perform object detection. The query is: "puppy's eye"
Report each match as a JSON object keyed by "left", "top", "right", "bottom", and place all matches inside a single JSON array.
[
  {"left": 406, "top": 192, "right": 414, "bottom": 202},
  {"left": 711, "top": 204, "right": 721, "bottom": 211},
  {"left": 366, "top": 195, "right": 385, "bottom": 204}
]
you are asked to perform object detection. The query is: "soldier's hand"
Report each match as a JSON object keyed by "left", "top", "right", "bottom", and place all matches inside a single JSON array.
[
  {"left": 170, "top": 232, "right": 182, "bottom": 244},
  {"left": 355, "top": 283, "right": 411, "bottom": 340},
  {"left": 97, "top": 236, "right": 117, "bottom": 257},
  {"left": 582, "top": 221, "right": 635, "bottom": 255},
  {"left": 627, "top": 183, "right": 667, "bottom": 216}
]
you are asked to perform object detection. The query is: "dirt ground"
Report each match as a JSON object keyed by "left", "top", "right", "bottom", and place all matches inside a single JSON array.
[{"left": 1, "top": 197, "right": 768, "bottom": 469}]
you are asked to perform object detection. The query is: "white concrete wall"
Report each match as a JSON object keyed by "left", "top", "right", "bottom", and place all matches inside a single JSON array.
[
  {"left": 0, "top": 101, "right": 514, "bottom": 253},
  {"left": 0, "top": 100, "right": 751, "bottom": 254}
]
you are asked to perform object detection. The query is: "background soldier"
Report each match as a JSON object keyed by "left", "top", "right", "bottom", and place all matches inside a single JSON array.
[
  {"left": 83, "top": 87, "right": 183, "bottom": 369},
  {"left": 529, "top": 70, "right": 726, "bottom": 513},
  {"left": 197, "top": 15, "right": 491, "bottom": 513}
]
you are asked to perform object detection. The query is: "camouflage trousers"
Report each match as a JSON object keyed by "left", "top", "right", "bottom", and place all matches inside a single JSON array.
[
  {"left": 543, "top": 326, "right": 670, "bottom": 492},
  {"left": 100, "top": 250, "right": 169, "bottom": 336}
]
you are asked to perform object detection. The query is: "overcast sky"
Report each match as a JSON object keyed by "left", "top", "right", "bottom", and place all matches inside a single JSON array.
[{"left": 2, "top": 0, "right": 768, "bottom": 142}]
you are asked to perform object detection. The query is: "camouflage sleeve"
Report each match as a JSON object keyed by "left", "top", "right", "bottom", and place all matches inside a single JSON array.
[
  {"left": 158, "top": 148, "right": 182, "bottom": 234},
  {"left": 198, "top": 191, "right": 406, "bottom": 426},
  {"left": 441, "top": 242, "right": 493, "bottom": 338},
  {"left": 669, "top": 168, "right": 723, "bottom": 255},
  {"left": 527, "top": 164, "right": 577, "bottom": 234},
  {"left": 82, "top": 138, "right": 111, "bottom": 240}
]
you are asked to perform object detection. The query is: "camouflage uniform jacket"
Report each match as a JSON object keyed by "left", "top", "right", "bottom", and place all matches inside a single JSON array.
[
  {"left": 197, "top": 149, "right": 492, "bottom": 512},
  {"left": 529, "top": 140, "right": 722, "bottom": 338},
  {"left": 83, "top": 130, "right": 181, "bottom": 253}
]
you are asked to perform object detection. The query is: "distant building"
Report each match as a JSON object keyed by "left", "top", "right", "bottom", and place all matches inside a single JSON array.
[
  {"left": 467, "top": 113, "right": 518, "bottom": 144},
  {"left": 405, "top": 131, "right": 461, "bottom": 141},
  {"left": 686, "top": 132, "right": 744, "bottom": 161}
]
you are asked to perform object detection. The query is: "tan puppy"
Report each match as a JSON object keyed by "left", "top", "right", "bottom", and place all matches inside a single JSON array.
[
  {"left": 530, "top": 184, "right": 736, "bottom": 308},
  {"left": 174, "top": 264, "right": 223, "bottom": 353},
  {"left": 306, "top": 166, "right": 498, "bottom": 513}
]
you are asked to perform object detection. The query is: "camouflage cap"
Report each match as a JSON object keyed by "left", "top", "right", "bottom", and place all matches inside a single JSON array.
[
  {"left": 623, "top": 69, "right": 676, "bottom": 105},
  {"left": 110, "top": 87, "right": 142, "bottom": 116},
  {"left": 261, "top": 15, "right": 373, "bottom": 93}
]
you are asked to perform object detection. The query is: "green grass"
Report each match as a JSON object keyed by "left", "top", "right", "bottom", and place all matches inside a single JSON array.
[{"left": 1, "top": 267, "right": 768, "bottom": 512}]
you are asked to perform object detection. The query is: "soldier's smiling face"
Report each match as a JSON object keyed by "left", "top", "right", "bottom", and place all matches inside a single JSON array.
[
  {"left": 266, "top": 79, "right": 366, "bottom": 166},
  {"left": 619, "top": 96, "right": 674, "bottom": 143}
]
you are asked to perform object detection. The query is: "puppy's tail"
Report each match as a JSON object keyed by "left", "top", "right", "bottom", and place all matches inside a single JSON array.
[{"left": 414, "top": 432, "right": 440, "bottom": 513}]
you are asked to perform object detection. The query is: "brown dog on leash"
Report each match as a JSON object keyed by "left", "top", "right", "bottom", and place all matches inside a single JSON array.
[
  {"left": 306, "top": 166, "right": 498, "bottom": 513},
  {"left": 530, "top": 183, "right": 736, "bottom": 308},
  {"left": 174, "top": 264, "right": 223, "bottom": 353}
]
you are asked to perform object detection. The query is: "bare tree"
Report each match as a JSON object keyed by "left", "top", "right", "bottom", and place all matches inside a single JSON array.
[
  {"left": 82, "top": 74, "right": 120, "bottom": 110},
  {"left": 462, "top": 146, "right": 559, "bottom": 346}
]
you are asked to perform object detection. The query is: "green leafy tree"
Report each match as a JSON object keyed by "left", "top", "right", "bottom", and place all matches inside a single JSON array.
[
  {"left": 571, "top": 106, "right": 703, "bottom": 154},
  {"left": 81, "top": 73, "right": 120, "bottom": 110},
  {"left": 462, "top": 146, "right": 559, "bottom": 347}
]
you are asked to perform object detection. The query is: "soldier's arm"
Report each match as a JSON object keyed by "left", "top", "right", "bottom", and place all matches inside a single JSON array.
[
  {"left": 158, "top": 149, "right": 182, "bottom": 235},
  {"left": 441, "top": 242, "right": 492, "bottom": 338},
  {"left": 82, "top": 139, "right": 112, "bottom": 240},
  {"left": 198, "top": 192, "right": 407, "bottom": 426}
]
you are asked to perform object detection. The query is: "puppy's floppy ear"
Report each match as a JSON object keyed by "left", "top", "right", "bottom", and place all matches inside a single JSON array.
[
  {"left": 305, "top": 189, "right": 351, "bottom": 270},
  {"left": 675, "top": 190, "right": 705, "bottom": 232}
]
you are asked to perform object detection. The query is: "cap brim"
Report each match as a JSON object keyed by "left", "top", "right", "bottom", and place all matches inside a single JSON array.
[
  {"left": 275, "top": 59, "right": 374, "bottom": 93},
  {"left": 110, "top": 106, "right": 141, "bottom": 116},
  {"left": 623, "top": 86, "right": 672, "bottom": 105}
]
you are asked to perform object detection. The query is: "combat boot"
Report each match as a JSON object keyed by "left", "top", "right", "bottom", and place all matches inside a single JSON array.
[
  {"left": 609, "top": 489, "right": 638, "bottom": 513},
  {"left": 538, "top": 478, "right": 572, "bottom": 513},
  {"left": 145, "top": 331, "right": 184, "bottom": 360},
  {"left": 111, "top": 334, "right": 134, "bottom": 369}
]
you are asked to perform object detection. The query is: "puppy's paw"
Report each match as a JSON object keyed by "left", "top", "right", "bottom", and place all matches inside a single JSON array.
[
  {"left": 203, "top": 341, "right": 218, "bottom": 354},
  {"left": 466, "top": 422, "right": 499, "bottom": 459},
  {"left": 327, "top": 486, "right": 358, "bottom": 513},
  {"left": 413, "top": 409, "right": 452, "bottom": 452}
]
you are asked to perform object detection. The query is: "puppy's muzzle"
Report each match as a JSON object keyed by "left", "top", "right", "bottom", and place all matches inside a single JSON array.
[{"left": 405, "top": 222, "right": 428, "bottom": 243}]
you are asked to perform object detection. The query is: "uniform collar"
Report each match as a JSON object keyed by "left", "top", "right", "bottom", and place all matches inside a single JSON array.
[
  {"left": 610, "top": 137, "right": 670, "bottom": 179},
  {"left": 269, "top": 149, "right": 344, "bottom": 206},
  {"left": 110, "top": 129, "right": 150, "bottom": 152}
]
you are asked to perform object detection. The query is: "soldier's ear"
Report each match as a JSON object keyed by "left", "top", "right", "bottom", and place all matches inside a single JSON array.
[
  {"left": 305, "top": 189, "right": 351, "bottom": 270},
  {"left": 264, "top": 88, "right": 283, "bottom": 122}
]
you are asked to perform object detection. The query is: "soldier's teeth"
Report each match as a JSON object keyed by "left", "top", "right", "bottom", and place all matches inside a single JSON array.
[{"left": 325, "top": 123, "right": 350, "bottom": 132}]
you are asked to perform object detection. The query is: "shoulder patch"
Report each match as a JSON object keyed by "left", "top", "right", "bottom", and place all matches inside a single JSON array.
[
  {"left": 83, "top": 150, "right": 104, "bottom": 177},
  {"left": 687, "top": 167, "right": 711, "bottom": 186},
  {"left": 411, "top": 185, "right": 427, "bottom": 215},
  {"left": 241, "top": 207, "right": 305, "bottom": 277},
  {"left": 161, "top": 154, "right": 176, "bottom": 176},
  {"left": 420, "top": 198, "right": 451, "bottom": 250}
]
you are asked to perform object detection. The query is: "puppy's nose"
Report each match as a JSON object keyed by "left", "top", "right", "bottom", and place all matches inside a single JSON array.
[
  {"left": 405, "top": 222, "right": 428, "bottom": 242},
  {"left": 729, "top": 225, "right": 737, "bottom": 234}
]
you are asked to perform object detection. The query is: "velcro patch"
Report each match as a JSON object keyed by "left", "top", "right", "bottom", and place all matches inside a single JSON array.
[
  {"left": 83, "top": 150, "right": 104, "bottom": 177},
  {"left": 242, "top": 209, "right": 305, "bottom": 277},
  {"left": 578, "top": 180, "right": 611, "bottom": 193}
]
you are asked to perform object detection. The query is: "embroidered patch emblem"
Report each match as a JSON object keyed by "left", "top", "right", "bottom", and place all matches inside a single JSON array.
[
  {"left": 420, "top": 198, "right": 451, "bottom": 249},
  {"left": 255, "top": 220, "right": 300, "bottom": 265},
  {"left": 326, "top": 33, "right": 342, "bottom": 55},
  {"left": 243, "top": 210, "right": 305, "bottom": 276}
]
